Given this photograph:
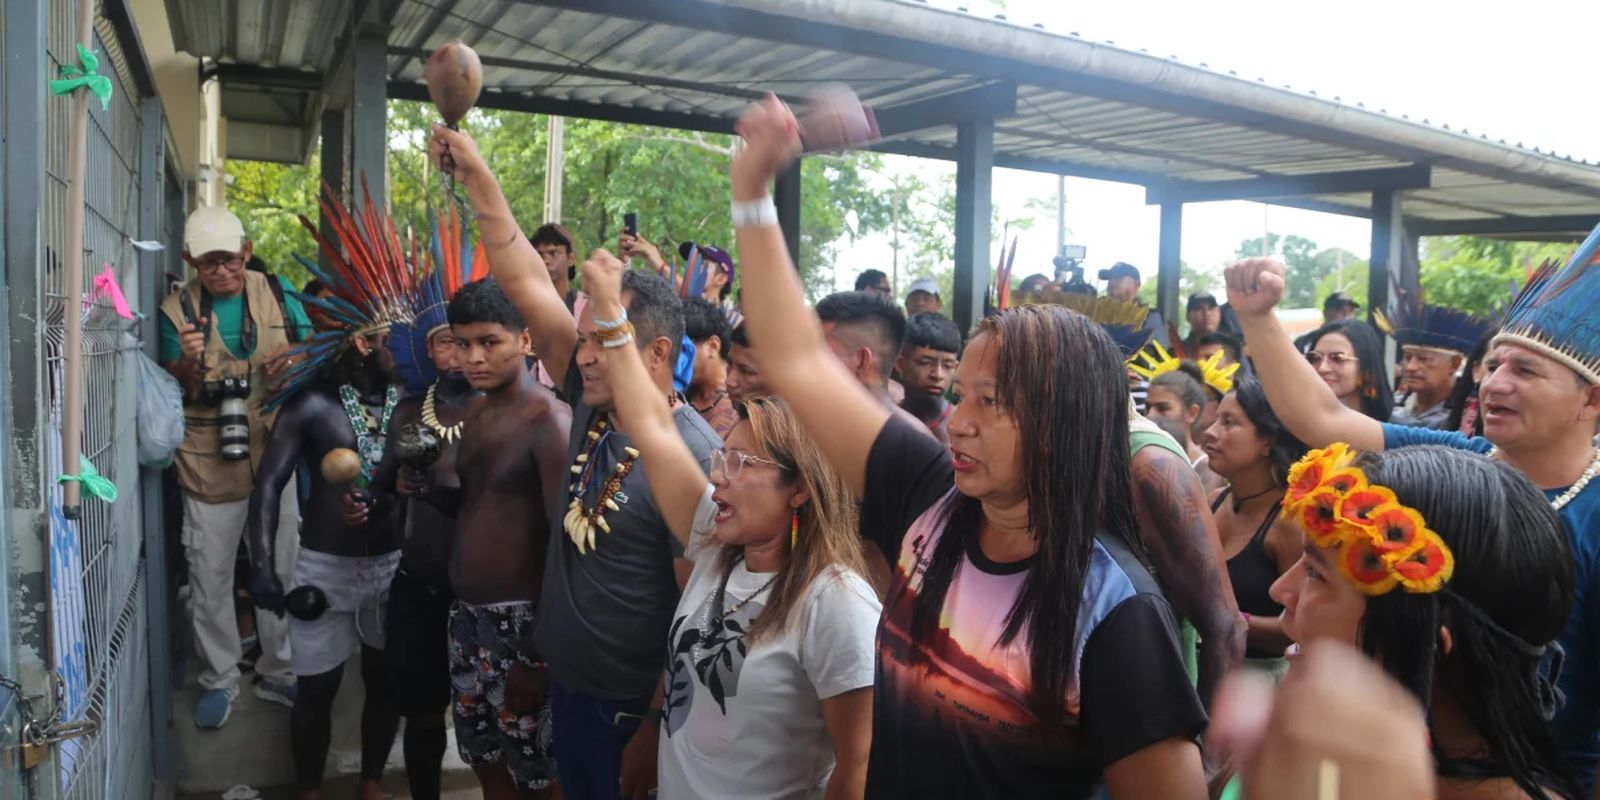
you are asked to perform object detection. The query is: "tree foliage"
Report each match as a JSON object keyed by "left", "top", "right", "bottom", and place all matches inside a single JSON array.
[
  {"left": 1137, "top": 261, "right": 1220, "bottom": 308},
  {"left": 1418, "top": 236, "right": 1573, "bottom": 317},
  {"left": 1235, "top": 233, "right": 1324, "bottom": 308}
]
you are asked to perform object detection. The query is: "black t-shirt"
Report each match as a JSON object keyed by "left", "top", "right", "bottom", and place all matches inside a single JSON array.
[{"left": 862, "top": 416, "right": 1207, "bottom": 798}]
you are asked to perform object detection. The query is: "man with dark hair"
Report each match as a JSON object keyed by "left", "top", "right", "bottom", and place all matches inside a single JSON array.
[
  {"left": 896, "top": 312, "right": 960, "bottom": 444},
  {"left": 724, "top": 321, "right": 769, "bottom": 407},
  {"left": 1194, "top": 331, "right": 1243, "bottom": 366},
  {"left": 682, "top": 297, "right": 737, "bottom": 437},
  {"left": 1295, "top": 291, "right": 1361, "bottom": 352},
  {"left": 1099, "top": 261, "right": 1169, "bottom": 347},
  {"left": 432, "top": 124, "right": 720, "bottom": 799},
  {"left": 854, "top": 268, "right": 891, "bottom": 299},
  {"left": 529, "top": 223, "right": 577, "bottom": 303},
  {"left": 1184, "top": 292, "right": 1221, "bottom": 351},
  {"left": 816, "top": 290, "right": 907, "bottom": 399}
]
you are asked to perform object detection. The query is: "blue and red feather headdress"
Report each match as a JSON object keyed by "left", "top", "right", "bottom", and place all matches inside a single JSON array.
[
  {"left": 1494, "top": 222, "right": 1600, "bottom": 384},
  {"left": 389, "top": 202, "right": 488, "bottom": 393}
]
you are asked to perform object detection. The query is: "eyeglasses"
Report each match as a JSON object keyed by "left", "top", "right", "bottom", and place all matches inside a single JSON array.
[
  {"left": 711, "top": 449, "right": 784, "bottom": 482},
  {"left": 1306, "top": 351, "right": 1357, "bottom": 368},
  {"left": 195, "top": 255, "right": 245, "bottom": 273}
]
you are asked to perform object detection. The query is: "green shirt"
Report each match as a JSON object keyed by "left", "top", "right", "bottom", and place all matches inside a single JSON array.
[{"left": 159, "top": 276, "right": 311, "bottom": 362}]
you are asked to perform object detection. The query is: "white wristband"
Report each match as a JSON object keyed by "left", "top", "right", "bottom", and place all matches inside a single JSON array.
[{"left": 732, "top": 196, "right": 779, "bottom": 228}]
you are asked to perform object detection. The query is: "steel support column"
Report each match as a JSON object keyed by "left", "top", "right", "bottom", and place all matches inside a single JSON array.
[
  {"left": 348, "top": 24, "right": 389, "bottom": 199},
  {"left": 319, "top": 111, "right": 346, "bottom": 270},
  {"left": 1369, "top": 190, "right": 1404, "bottom": 336},
  {"left": 136, "top": 94, "right": 175, "bottom": 796},
  {"left": 774, "top": 161, "right": 801, "bottom": 268},
  {"left": 1157, "top": 203, "right": 1183, "bottom": 330},
  {"left": 952, "top": 119, "right": 994, "bottom": 334}
]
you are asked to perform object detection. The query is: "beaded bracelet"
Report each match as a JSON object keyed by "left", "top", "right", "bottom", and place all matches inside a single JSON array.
[
  {"left": 594, "top": 309, "right": 629, "bottom": 331},
  {"left": 602, "top": 334, "right": 636, "bottom": 349}
]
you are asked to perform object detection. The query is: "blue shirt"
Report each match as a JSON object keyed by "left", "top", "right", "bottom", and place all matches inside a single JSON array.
[{"left": 1383, "top": 423, "right": 1600, "bottom": 792}]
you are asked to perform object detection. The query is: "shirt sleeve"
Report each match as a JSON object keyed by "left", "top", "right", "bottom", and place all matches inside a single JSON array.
[
  {"left": 799, "top": 569, "right": 884, "bottom": 699},
  {"left": 1380, "top": 422, "right": 1493, "bottom": 454},
  {"left": 278, "top": 277, "right": 313, "bottom": 340},
  {"left": 159, "top": 312, "right": 181, "bottom": 363},
  {"left": 1079, "top": 593, "right": 1208, "bottom": 769},
  {"left": 860, "top": 414, "right": 954, "bottom": 560}
]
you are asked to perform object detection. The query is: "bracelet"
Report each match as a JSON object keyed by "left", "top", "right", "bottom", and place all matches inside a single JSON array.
[
  {"left": 594, "top": 309, "right": 628, "bottom": 331},
  {"left": 514, "top": 650, "right": 545, "bottom": 670},
  {"left": 732, "top": 196, "right": 778, "bottom": 228},
  {"left": 595, "top": 320, "right": 636, "bottom": 347},
  {"left": 602, "top": 334, "right": 636, "bottom": 350}
]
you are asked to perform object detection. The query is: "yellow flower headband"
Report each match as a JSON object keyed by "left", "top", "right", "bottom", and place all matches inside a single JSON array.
[
  {"left": 1130, "top": 341, "right": 1241, "bottom": 396},
  {"left": 1283, "top": 443, "right": 1455, "bottom": 596}
]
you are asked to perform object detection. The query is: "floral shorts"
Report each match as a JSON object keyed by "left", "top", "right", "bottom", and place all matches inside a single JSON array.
[{"left": 447, "top": 601, "right": 557, "bottom": 791}]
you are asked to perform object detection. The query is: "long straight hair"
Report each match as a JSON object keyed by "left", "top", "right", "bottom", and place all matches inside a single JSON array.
[
  {"left": 1313, "top": 319, "right": 1394, "bottom": 421},
  {"left": 910, "top": 305, "right": 1142, "bottom": 727},
  {"left": 713, "top": 396, "right": 867, "bottom": 643},
  {"left": 1355, "top": 446, "right": 1578, "bottom": 799}
]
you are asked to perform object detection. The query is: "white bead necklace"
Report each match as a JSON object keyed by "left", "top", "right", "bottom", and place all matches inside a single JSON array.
[{"left": 1489, "top": 446, "right": 1600, "bottom": 511}]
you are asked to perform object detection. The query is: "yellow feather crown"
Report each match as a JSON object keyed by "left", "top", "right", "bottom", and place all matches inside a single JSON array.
[{"left": 1129, "top": 341, "right": 1240, "bottom": 396}]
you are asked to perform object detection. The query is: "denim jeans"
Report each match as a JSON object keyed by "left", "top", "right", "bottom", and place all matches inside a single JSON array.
[{"left": 548, "top": 679, "right": 653, "bottom": 799}]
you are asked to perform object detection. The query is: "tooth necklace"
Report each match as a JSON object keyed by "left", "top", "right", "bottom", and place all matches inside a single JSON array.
[
  {"left": 420, "top": 383, "right": 464, "bottom": 444},
  {"left": 563, "top": 417, "right": 640, "bottom": 554},
  {"left": 1490, "top": 445, "right": 1600, "bottom": 511}
]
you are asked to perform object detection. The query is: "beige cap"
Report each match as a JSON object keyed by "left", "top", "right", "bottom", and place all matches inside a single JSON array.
[{"left": 184, "top": 206, "right": 246, "bottom": 256}]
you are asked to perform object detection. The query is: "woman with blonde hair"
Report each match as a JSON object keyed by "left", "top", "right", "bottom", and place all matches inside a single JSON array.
[{"left": 578, "top": 252, "right": 879, "bottom": 800}]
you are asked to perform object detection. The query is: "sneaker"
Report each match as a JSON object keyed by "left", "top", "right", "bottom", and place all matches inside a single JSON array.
[
  {"left": 194, "top": 687, "right": 236, "bottom": 730},
  {"left": 253, "top": 677, "right": 297, "bottom": 709}
]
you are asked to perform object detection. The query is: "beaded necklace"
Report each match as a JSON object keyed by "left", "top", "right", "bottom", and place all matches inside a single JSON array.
[
  {"left": 1490, "top": 445, "right": 1600, "bottom": 511},
  {"left": 338, "top": 384, "right": 400, "bottom": 482},
  {"left": 563, "top": 416, "right": 640, "bottom": 554},
  {"left": 420, "top": 383, "right": 465, "bottom": 444}
]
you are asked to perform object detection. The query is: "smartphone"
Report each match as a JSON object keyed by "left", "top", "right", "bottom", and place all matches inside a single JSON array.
[
  {"left": 623, "top": 212, "right": 638, "bottom": 236},
  {"left": 800, "top": 84, "right": 879, "bottom": 153}
]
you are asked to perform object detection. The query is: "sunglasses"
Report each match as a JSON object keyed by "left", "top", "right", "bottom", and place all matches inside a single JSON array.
[
  {"left": 195, "top": 255, "right": 245, "bottom": 274},
  {"left": 1306, "top": 351, "right": 1357, "bottom": 367}
]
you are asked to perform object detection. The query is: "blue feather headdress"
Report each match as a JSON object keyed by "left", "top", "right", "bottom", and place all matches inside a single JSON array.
[
  {"left": 266, "top": 178, "right": 421, "bottom": 409},
  {"left": 1009, "top": 287, "right": 1153, "bottom": 362},
  {"left": 389, "top": 206, "right": 487, "bottom": 393},
  {"left": 1493, "top": 222, "right": 1600, "bottom": 384},
  {"left": 1381, "top": 300, "right": 1493, "bottom": 355}
]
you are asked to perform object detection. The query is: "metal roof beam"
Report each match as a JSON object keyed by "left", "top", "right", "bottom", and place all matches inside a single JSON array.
[
  {"left": 874, "top": 82, "right": 1017, "bottom": 139},
  {"left": 387, "top": 81, "right": 738, "bottom": 134},
  {"left": 1145, "top": 165, "right": 1431, "bottom": 205},
  {"left": 1408, "top": 214, "right": 1600, "bottom": 238},
  {"left": 210, "top": 63, "right": 324, "bottom": 92}
]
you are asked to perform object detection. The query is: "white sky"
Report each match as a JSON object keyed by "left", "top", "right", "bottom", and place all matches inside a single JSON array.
[{"left": 834, "top": 0, "right": 1600, "bottom": 294}]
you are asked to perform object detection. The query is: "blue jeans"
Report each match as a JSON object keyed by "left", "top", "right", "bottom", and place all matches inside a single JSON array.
[{"left": 548, "top": 680, "right": 652, "bottom": 800}]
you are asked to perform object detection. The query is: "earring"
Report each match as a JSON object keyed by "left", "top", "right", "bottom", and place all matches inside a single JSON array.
[{"left": 790, "top": 509, "right": 800, "bottom": 548}]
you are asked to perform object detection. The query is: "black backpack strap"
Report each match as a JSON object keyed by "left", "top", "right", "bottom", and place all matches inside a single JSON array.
[{"left": 265, "top": 275, "right": 301, "bottom": 343}]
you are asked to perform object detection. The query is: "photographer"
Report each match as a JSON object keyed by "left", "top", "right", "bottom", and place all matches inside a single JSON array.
[{"left": 158, "top": 206, "right": 312, "bottom": 729}]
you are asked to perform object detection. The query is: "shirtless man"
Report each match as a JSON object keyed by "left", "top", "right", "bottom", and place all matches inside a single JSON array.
[
  {"left": 432, "top": 123, "right": 720, "bottom": 800},
  {"left": 421, "top": 278, "right": 570, "bottom": 798},
  {"left": 345, "top": 324, "right": 478, "bottom": 800},
  {"left": 247, "top": 332, "right": 403, "bottom": 800}
]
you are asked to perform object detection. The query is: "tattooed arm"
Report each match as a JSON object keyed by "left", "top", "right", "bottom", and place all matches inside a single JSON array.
[{"left": 1131, "top": 446, "right": 1245, "bottom": 707}]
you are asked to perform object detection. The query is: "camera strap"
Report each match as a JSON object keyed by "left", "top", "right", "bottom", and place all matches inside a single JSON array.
[{"left": 198, "top": 282, "right": 258, "bottom": 357}]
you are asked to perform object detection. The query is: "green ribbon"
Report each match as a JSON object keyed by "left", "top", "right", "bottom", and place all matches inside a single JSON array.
[
  {"left": 57, "top": 454, "right": 118, "bottom": 503},
  {"left": 49, "top": 43, "right": 113, "bottom": 111}
]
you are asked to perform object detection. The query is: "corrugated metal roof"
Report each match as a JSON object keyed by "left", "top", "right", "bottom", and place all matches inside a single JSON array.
[{"left": 165, "top": 0, "right": 1600, "bottom": 231}]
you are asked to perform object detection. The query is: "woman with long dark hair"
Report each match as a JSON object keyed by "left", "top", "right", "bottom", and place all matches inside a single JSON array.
[
  {"left": 1201, "top": 376, "right": 1307, "bottom": 674},
  {"left": 729, "top": 96, "right": 1206, "bottom": 798},
  {"left": 1271, "top": 444, "right": 1579, "bottom": 798},
  {"left": 1306, "top": 318, "right": 1394, "bottom": 421},
  {"left": 1446, "top": 324, "right": 1499, "bottom": 438},
  {"left": 578, "top": 255, "right": 880, "bottom": 799}
]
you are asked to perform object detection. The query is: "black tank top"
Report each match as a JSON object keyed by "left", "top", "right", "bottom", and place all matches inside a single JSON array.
[{"left": 1213, "top": 488, "right": 1285, "bottom": 659}]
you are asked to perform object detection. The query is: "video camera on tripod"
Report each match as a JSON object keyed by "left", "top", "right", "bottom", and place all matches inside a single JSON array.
[{"left": 1052, "top": 245, "right": 1093, "bottom": 295}]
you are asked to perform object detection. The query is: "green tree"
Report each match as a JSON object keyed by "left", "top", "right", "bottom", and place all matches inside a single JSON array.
[
  {"left": 1418, "top": 236, "right": 1573, "bottom": 317},
  {"left": 1314, "top": 257, "right": 1369, "bottom": 310},
  {"left": 1235, "top": 233, "right": 1322, "bottom": 308},
  {"left": 1137, "top": 261, "right": 1221, "bottom": 308},
  {"left": 228, "top": 157, "right": 322, "bottom": 288}
]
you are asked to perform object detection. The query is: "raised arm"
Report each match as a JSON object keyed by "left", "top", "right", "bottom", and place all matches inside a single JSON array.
[
  {"left": 581, "top": 250, "right": 706, "bottom": 547},
  {"left": 731, "top": 96, "right": 889, "bottom": 497},
  {"left": 1224, "top": 258, "right": 1384, "bottom": 451},
  {"left": 431, "top": 125, "right": 577, "bottom": 380}
]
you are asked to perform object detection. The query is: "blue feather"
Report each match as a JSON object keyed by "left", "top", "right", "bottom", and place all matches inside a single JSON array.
[{"left": 1499, "top": 220, "right": 1600, "bottom": 381}]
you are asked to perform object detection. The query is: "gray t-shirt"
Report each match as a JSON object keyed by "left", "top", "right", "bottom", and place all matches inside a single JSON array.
[{"left": 534, "top": 361, "right": 722, "bottom": 700}]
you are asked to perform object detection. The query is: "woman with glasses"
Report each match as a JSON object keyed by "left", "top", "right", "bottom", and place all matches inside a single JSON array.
[
  {"left": 578, "top": 254, "right": 880, "bottom": 799},
  {"left": 1304, "top": 318, "right": 1394, "bottom": 422}
]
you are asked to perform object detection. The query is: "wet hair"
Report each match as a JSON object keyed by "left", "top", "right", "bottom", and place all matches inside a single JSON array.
[
  {"left": 1446, "top": 324, "right": 1499, "bottom": 437},
  {"left": 1195, "top": 331, "right": 1242, "bottom": 364},
  {"left": 1228, "top": 374, "right": 1308, "bottom": 485},
  {"left": 902, "top": 312, "right": 961, "bottom": 356},
  {"left": 447, "top": 277, "right": 524, "bottom": 332},
  {"left": 1352, "top": 446, "right": 1578, "bottom": 799},
  {"left": 302, "top": 278, "right": 328, "bottom": 297},
  {"left": 853, "top": 269, "right": 888, "bottom": 292},
  {"left": 622, "top": 270, "right": 685, "bottom": 363},
  {"left": 815, "top": 291, "right": 907, "bottom": 381},
  {"left": 911, "top": 305, "right": 1142, "bottom": 727},
  {"left": 720, "top": 397, "right": 867, "bottom": 643},
  {"left": 1151, "top": 368, "right": 1207, "bottom": 413},
  {"left": 683, "top": 297, "right": 732, "bottom": 360},
  {"left": 528, "top": 223, "right": 576, "bottom": 279},
  {"left": 1312, "top": 319, "right": 1394, "bottom": 421},
  {"left": 728, "top": 321, "right": 751, "bottom": 349}
]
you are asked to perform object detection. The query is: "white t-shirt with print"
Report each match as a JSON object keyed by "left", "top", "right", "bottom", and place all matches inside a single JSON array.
[{"left": 656, "top": 487, "right": 882, "bottom": 800}]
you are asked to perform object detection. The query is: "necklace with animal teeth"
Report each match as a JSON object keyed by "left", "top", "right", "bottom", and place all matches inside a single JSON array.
[
  {"left": 420, "top": 383, "right": 465, "bottom": 444},
  {"left": 563, "top": 417, "right": 640, "bottom": 554}
]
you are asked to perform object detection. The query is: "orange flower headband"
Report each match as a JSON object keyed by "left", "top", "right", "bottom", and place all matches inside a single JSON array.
[{"left": 1283, "top": 443, "right": 1455, "bottom": 596}]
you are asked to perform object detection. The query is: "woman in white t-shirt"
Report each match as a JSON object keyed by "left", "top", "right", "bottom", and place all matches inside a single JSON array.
[{"left": 580, "top": 253, "right": 880, "bottom": 800}]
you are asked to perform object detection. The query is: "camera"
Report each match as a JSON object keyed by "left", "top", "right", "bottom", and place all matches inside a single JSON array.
[
  {"left": 202, "top": 375, "right": 252, "bottom": 461},
  {"left": 1053, "top": 245, "right": 1094, "bottom": 296}
]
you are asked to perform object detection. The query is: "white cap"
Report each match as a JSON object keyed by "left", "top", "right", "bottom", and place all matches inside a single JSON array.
[
  {"left": 907, "top": 277, "right": 940, "bottom": 298},
  {"left": 184, "top": 206, "right": 246, "bottom": 256}
]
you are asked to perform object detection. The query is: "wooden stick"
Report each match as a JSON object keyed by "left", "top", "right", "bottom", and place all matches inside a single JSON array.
[{"left": 60, "top": 0, "right": 95, "bottom": 518}]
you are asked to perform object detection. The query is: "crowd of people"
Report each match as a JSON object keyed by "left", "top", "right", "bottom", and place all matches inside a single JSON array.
[{"left": 156, "top": 92, "right": 1600, "bottom": 800}]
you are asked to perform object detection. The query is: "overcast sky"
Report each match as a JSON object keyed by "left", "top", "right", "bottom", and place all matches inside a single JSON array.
[{"left": 835, "top": 0, "right": 1600, "bottom": 294}]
